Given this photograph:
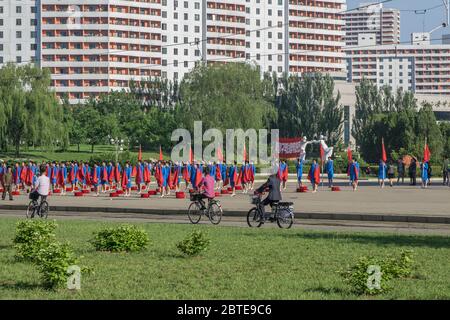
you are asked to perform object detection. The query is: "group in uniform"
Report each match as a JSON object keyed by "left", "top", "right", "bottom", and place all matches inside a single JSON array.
[
  {"left": 0, "top": 159, "right": 257, "bottom": 198},
  {"left": 1, "top": 154, "right": 442, "bottom": 199}
]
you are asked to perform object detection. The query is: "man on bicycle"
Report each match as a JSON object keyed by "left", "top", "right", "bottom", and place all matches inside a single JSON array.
[
  {"left": 197, "top": 166, "right": 215, "bottom": 209},
  {"left": 254, "top": 164, "right": 282, "bottom": 221},
  {"left": 33, "top": 165, "right": 50, "bottom": 205}
]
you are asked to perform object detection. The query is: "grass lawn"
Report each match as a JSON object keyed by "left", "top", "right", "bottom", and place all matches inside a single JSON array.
[
  {"left": 0, "top": 217, "right": 449, "bottom": 299},
  {"left": 0, "top": 144, "right": 161, "bottom": 163}
]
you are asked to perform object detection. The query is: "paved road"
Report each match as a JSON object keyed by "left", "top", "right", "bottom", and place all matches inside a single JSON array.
[
  {"left": 1, "top": 209, "right": 449, "bottom": 235},
  {"left": 1, "top": 179, "right": 449, "bottom": 219}
]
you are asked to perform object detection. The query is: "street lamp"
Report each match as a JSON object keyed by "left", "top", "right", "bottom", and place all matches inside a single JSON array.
[{"left": 110, "top": 137, "right": 124, "bottom": 163}]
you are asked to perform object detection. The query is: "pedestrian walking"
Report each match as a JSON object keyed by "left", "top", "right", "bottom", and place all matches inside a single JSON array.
[
  {"left": 1, "top": 166, "right": 14, "bottom": 201},
  {"left": 443, "top": 156, "right": 449, "bottom": 186},
  {"left": 409, "top": 158, "right": 417, "bottom": 186},
  {"left": 387, "top": 161, "right": 395, "bottom": 187},
  {"left": 397, "top": 158, "right": 405, "bottom": 184}
]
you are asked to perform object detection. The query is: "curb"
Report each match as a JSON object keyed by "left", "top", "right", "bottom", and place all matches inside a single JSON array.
[{"left": 1, "top": 205, "right": 449, "bottom": 224}]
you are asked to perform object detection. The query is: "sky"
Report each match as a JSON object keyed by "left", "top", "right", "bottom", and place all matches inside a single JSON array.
[{"left": 346, "top": 0, "right": 450, "bottom": 44}]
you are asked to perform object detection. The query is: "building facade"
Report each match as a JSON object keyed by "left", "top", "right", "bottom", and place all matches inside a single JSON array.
[
  {"left": 0, "top": 0, "right": 38, "bottom": 65},
  {"left": 345, "top": 44, "right": 450, "bottom": 95},
  {"left": 342, "top": 2, "right": 400, "bottom": 47},
  {"left": 0, "top": 0, "right": 347, "bottom": 103},
  {"left": 39, "top": 0, "right": 162, "bottom": 103}
]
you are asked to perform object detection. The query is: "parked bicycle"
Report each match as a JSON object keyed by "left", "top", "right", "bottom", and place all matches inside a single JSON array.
[
  {"left": 188, "top": 192, "right": 223, "bottom": 225},
  {"left": 26, "top": 190, "right": 49, "bottom": 219},
  {"left": 247, "top": 194, "right": 294, "bottom": 229}
]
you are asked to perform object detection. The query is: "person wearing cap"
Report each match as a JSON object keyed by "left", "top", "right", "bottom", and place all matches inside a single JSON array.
[
  {"left": 1, "top": 166, "right": 14, "bottom": 201},
  {"left": 254, "top": 164, "right": 282, "bottom": 221}
]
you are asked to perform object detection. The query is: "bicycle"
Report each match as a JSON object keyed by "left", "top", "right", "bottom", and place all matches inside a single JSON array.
[
  {"left": 188, "top": 192, "right": 223, "bottom": 225},
  {"left": 26, "top": 191, "right": 49, "bottom": 219},
  {"left": 247, "top": 194, "right": 294, "bottom": 229}
]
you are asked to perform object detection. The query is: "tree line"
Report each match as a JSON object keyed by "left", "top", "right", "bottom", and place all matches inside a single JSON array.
[
  {"left": 352, "top": 79, "right": 450, "bottom": 164},
  {"left": 0, "top": 62, "right": 448, "bottom": 163}
]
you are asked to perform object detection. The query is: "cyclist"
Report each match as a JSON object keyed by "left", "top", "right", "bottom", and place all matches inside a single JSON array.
[
  {"left": 33, "top": 165, "right": 50, "bottom": 206},
  {"left": 197, "top": 166, "right": 215, "bottom": 209},
  {"left": 254, "top": 165, "right": 282, "bottom": 221}
]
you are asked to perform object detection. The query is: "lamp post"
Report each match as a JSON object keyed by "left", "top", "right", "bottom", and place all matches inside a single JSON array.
[{"left": 110, "top": 137, "right": 124, "bottom": 163}]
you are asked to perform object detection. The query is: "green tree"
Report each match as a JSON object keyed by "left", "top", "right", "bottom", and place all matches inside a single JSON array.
[
  {"left": 179, "top": 62, "right": 276, "bottom": 132},
  {"left": 277, "top": 73, "right": 343, "bottom": 143},
  {"left": 0, "top": 63, "right": 64, "bottom": 156}
]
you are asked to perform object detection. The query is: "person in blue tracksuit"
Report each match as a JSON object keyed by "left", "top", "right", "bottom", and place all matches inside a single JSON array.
[
  {"left": 421, "top": 161, "right": 429, "bottom": 189},
  {"left": 378, "top": 160, "right": 387, "bottom": 188},
  {"left": 296, "top": 158, "right": 304, "bottom": 188},
  {"left": 326, "top": 157, "right": 334, "bottom": 188}
]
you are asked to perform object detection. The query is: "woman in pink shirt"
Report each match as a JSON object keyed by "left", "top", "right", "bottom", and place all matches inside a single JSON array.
[{"left": 198, "top": 166, "right": 215, "bottom": 199}]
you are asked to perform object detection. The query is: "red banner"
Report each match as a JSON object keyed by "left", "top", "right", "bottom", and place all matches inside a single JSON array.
[{"left": 279, "top": 137, "right": 303, "bottom": 160}]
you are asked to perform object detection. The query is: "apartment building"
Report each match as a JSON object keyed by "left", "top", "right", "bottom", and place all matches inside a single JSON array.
[
  {"left": 39, "top": 0, "right": 162, "bottom": 103},
  {"left": 0, "top": 0, "right": 38, "bottom": 65},
  {"left": 0, "top": 0, "right": 347, "bottom": 102},
  {"left": 346, "top": 44, "right": 450, "bottom": 95},
  {"left": 343, "top": 2, "right": 400, "bottom": 47}
]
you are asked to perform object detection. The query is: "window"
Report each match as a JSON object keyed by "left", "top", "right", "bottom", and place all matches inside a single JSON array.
[
  {"left": 16, "top": 19, "right": 21, "bottom": 26},
  {"left": 16, "top": 6, "right": 22, "bottom": 14}
]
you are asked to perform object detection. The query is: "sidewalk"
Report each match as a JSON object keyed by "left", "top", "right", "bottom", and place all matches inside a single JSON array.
[{"left": 1, "top": 180, "right": 449, "bottom": 224}]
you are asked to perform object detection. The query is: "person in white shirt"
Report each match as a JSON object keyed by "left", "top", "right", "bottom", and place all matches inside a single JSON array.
[{"left": 34, "top": 166, "right": 50, "bottom": 203}]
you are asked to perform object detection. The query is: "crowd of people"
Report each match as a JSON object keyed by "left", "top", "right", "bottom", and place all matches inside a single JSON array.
[
  {"left": 1, "top": 155, "right": 449, "bottom": 201},
  {"left": 0, "top": 159, "right": 261, "bottom": 200},
  {"left": 376, "top": 156, "right": 450, "bottom": 189}
]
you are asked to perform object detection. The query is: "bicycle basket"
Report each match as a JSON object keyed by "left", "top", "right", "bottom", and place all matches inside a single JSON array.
[
  {"left": 250, "top": 195, "right": 260, "bottom": 205},
  {"left": 29, "top": 190, "right": 39, "bottom": 201},
  {"left": 190, "top": 193, "right": 202, "bottom": 202}
]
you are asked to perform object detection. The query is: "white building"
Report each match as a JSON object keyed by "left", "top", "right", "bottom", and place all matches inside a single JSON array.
[
  {"left": 0, "top": 0, "right": 348, "bottom": 102},
  {"left": 346, "top": 43, "right": 450, "bottom": 95},
  {"left": 39, "top": 0, "right": 162, "bottom": 103},
  {"left": 343, "top": 2, "right": 400, "bottom": 47},
  {"left": 161, "top": 0, "right": 202, "bottom": 82},
  {"left": 0, "top": 0, "right": 38, "bottom": 65}
]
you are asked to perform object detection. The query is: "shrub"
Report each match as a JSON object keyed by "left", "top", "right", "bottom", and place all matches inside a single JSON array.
[
  {"left": 91, "top": 224, "right": 150, "bottom": 252},
  {"left": 13, "top": 220, "right": 58, "bottom": 261},
  {"left": 176, "top": 230, "right": 211, "bottom": 256},
  {"left": 340, "top": 250, "right": 414, "bottom": 295},
  {"left": 34, "top": 241, "right": 78, "bottom": 289}
]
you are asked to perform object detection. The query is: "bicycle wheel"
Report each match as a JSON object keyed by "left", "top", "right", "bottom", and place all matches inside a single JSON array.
[
  {"left": 247, "top": 208, "right": 263, "bottom": 228},
  {"left": 187, "top": 202, "right": 202, "bottom": 224},
  {"left": 26, "top": 201, "right": 37, "bottom": 219},
  {"left": 277, "top": 211, "right": 294, "bottom": 229},
  {"left": 39, "top": 201, "right": 49, "bottom": 219},
  {"left": 208, "top": 202, "right": 222, "bottom": 225}
]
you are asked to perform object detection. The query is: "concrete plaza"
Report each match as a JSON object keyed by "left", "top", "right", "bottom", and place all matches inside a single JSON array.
[{"left": 1, "top": 179, "right": 449, "bottom": 224}]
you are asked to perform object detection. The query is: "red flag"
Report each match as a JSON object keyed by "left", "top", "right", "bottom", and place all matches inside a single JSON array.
[
  {"left": 381, "top": 138, "right": 387, "bottom": 163},
  {"left": 138, "top": 145, "right": 142, "bottom": 162},
  {"left": 217, "top": 146, "right": 224, "bottom": 162},
  {"left": 155, "top": 165, "right": 163, "bottom": 187},
  {"left": 215, "top": 164, "right": 222, "bottom": 180},
  {"left": 347, "top": 147, "right": 353, "bottom": 162},
  {"left": 159, "top": 146, "right": 163, "bottom": 161},
  {"left": 195, "top": 168, "right": 203, "bottom": 187},
  {"left": 172, "top": 167, "right": 179, "bottom": 186},
  {"left": 423, "top": 142, "right": 431, "bottom": 162},
  {"left": 121, "top": 169, "right": 128, "bottom": 189},
  {"left": 143, "top": 165, "right": 151, "bottom": 183},
  {"left": 320, "top": 144, "right": 325, "bottom": 163}
]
